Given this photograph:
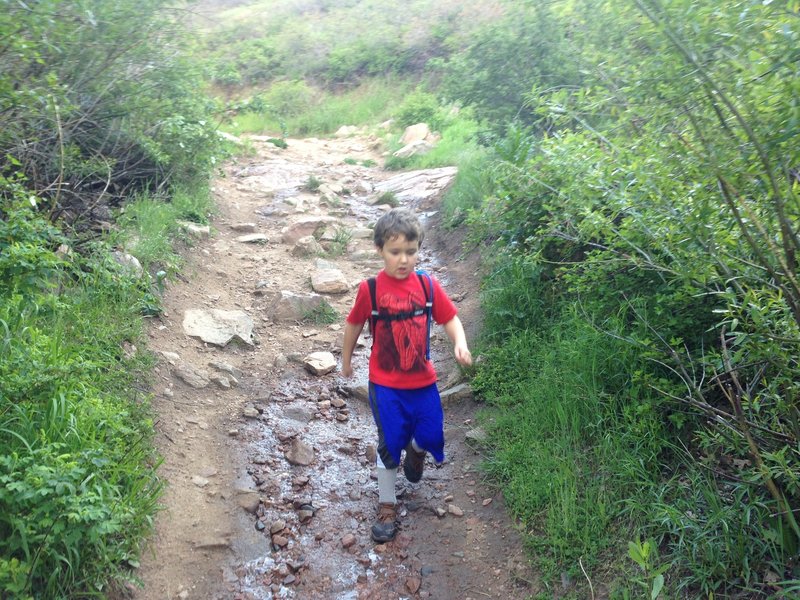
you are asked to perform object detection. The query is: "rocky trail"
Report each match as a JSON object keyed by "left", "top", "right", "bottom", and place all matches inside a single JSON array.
[{"left": 130, "top": 133, "right": 537, "bottom": 600}]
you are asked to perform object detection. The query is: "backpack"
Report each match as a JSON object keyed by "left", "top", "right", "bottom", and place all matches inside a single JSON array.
[{"left": 367, "top": 270, "right": 434, "bottom": 360}]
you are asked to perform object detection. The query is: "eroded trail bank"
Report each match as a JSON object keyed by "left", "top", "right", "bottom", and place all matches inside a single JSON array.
[{"left": 132, "top": 134, "right": 536, "bottom": 600}]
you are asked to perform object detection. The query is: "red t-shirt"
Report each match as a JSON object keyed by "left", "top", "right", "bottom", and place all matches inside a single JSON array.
[{"left": 347, "top": 270, "right": 457, "bottom": 389}]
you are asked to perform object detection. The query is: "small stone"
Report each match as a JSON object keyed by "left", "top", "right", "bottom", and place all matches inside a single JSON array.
[
  {"left": 191, "top": 476, "right": 209, "bottom": 488},
  {"left": 236, "top": 233, "right": 269, "bottom": 244},
  {"left": 406, "top": 576, "right": 421, "bottom": 594},
  {"left": 237, "top": 491, "right": 261, "bottom": 514},
  {"left": 341, "top": 533, "right": 357, "bottom": 548},
  {"left": 482, "top": 498, "right": 493, "bottom": 506},
  {"left": 270, "top": 520, "right": 286, "bottom": 534},
  {"left": 303, "top": 351, "right": 337, "bottom": 376},
  {"left": 271, "top": 535, "right": 289, "bottom": 548},
  {"left": 297, "top": 509, "right": 314, "bottom": 522},
  {"left": 210, "top": 375, "right": 231, "bottom": 389},
  {"left": 448, "top": 504, "right": 464, "bottom": 517},
  {"left": 230, "top": 222, "right": 258, "bottom": 233},
  {"left": 287, "top": 560, "right": 305, "bottom": 573},
  {"left": 161, "top": 351, "right": 180, "bottom": 364},
  {"left": 285, "top": 438, "right": 315, "bottom": 466}
]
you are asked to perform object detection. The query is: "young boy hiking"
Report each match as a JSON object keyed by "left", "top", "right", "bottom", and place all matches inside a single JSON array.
[{"left": 341, "top": 207, "right": 473, "bottom": 543}]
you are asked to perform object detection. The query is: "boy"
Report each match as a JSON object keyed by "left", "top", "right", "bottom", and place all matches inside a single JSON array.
[{"left": 341, "top": 207, "right": 472, "bottom": 543}]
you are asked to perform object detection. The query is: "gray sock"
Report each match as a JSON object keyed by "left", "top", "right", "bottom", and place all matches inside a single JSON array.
[
  {"left": 376, "top": 455, "right": 397, "bottom": 504},
  {"left": 410, "top": 438, "right": 424, "bottom": 453}
]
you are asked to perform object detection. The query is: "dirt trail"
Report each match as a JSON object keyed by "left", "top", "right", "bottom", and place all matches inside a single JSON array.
[{"left": 131, "top": 134, "right": 537, "bottom": 600}]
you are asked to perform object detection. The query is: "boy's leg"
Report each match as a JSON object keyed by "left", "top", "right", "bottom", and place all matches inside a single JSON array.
[
  {"left": 369, "top": 383, "right": 408, "bottom": 542},
  {"left": 372, "top": 454, "right": 398, "bottom": 543},
  {"left": 376, "top": 454, "right": 398, "bottom": 505},
  {"left": 368, "top": 383, "right": 413, "bottom": 468},
  {"left": 404, "top": 383, "right": 445, "bottom": 483},
  {"left": 403, "top": 438, "right": 426, "bottom": 483}
]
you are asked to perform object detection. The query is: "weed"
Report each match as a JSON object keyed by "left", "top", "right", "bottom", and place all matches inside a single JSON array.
[
  {"left": 304, "top": 175, "right": 322, "bottom": 192},
  {"left": 628, "top": 538, "right": 668, "bottom": 599},
  {"left": 343, "top": 157, "right": 358, "bottom": 165},
  {"left": 361, "top": 159, "right": 377, "bottom": 167},
  {"left": 375, "top": 191, "right": 399, "bottom": 207},
  {"left": 303, "top": 300, "right": 340, "bottom": 324},
  {"left": 383, "top": 154, "right": 411, "bottom": 171},
  {"left": 325, "top": 227, "right": 353, "bottom": 257},
  {"left": 266, "top": 137, "right": 288, "bottom": 149}
]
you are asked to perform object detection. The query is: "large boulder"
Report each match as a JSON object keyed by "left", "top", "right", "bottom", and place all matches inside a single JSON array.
[{"left": 266, "top": 291, "right": 327, "bottom": 322}]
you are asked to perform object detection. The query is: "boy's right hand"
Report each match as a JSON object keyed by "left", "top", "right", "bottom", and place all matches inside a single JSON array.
[{"left": 341, "top": 363, "right": 353, "bottom": 378}]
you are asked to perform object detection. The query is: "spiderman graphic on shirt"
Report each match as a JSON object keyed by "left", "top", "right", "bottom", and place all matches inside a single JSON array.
[{"left": 374, "top": 289, "right": 428, "bottom": 374}]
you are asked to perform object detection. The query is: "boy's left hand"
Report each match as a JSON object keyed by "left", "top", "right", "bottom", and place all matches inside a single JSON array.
[{"left": 454, "top": 343, "right": 472, "bottom": 367}]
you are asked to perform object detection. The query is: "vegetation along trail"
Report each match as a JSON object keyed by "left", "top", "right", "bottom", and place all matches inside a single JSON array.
[{"left": 131, "top": 132, "right": 536, "bottom": 600}]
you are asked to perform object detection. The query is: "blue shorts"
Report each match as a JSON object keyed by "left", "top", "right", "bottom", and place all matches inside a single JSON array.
[{"left": 369, "top": 382, "right": 445, "bottom": 469}]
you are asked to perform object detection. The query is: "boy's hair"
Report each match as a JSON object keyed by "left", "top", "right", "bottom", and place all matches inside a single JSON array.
[{"left": 373, "top": 207, "right": 425, "bottom": 248}]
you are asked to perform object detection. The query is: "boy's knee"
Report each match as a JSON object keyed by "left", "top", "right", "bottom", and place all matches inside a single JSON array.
[{"left": 378, "top": 445, "right": 399, "bottom": 470}]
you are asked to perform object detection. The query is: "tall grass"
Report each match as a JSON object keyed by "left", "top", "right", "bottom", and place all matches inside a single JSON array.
[
  {"left": 0, "top": 272, "right": 162, "bottom": 597},
  {"left": 472, "top": 252, "right": 792, "bottom": 595},
  {"left": 223, "top": 77, "right": 414, "bottom": 137},
  {"left": 0, "top": 187, "right": 209, "bottom": 597},
  {"left": 115, "top": 185, "right": 214, "bottom": 274},
  {"left": 472, "top": 310, "right": 657, "bottom": 570}
]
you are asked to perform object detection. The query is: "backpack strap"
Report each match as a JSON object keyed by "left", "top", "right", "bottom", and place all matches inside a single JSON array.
[
  {"left": 416, "top": 270, "right": 434, "bottom": 360},
  {"left": 367, "top": 276, "right": 378, "bottom": 335}
]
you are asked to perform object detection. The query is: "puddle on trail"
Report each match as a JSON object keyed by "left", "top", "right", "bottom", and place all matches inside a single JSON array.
[{"left": 234, "top": 367, "right": 417, "bottom": 599}]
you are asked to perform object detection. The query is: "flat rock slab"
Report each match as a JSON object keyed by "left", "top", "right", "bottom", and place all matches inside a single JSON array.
[
  {"left": 183, "top": 309, "right": 255, "bottom": 346},
  {"left": 373, "top": 166, "right": 458, "bottom": 203},
  {"left": 440, "top": 382, "right": 473, "bottom": 404}
]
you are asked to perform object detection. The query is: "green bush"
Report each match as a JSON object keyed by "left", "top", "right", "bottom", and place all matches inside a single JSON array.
[
  {"left": 433, "top": 2, "right": 579, "bottom": 132},
  {"left": 468, "top": 0, "right": 800, "bottom": 595},
  {"left": 394, "top": 89, "right": 443, "bottom": 129},
  {"left": 0, "top": 191, "right": 162, "bottom": 597},
  {"left": 0, "top": 0, "right": 224, "bottom": 223}
]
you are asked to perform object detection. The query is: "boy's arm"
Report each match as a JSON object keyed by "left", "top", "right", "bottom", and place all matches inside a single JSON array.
[
  {"left": 341, "top": 321, "right": 365, "bottom": 377},
  {"left": 443, "top": 316, "right": 472, "bottom": 367}
]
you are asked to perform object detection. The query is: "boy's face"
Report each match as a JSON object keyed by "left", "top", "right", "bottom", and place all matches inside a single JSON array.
[{"left": 377, "top": 234, "right": 419, "bottom": 279}]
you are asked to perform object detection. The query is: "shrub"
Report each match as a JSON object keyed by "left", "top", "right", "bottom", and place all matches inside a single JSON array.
[{"left": 394, "top": 89, "right": 443, "bottom": 130}]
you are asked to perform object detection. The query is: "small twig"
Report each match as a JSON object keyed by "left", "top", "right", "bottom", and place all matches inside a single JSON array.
[
  {"left": 579, "top": 557, "right": 595, "bottom": 600},
  {"left": 466, "top": 590, "right": 492, "bottom": 598}
]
